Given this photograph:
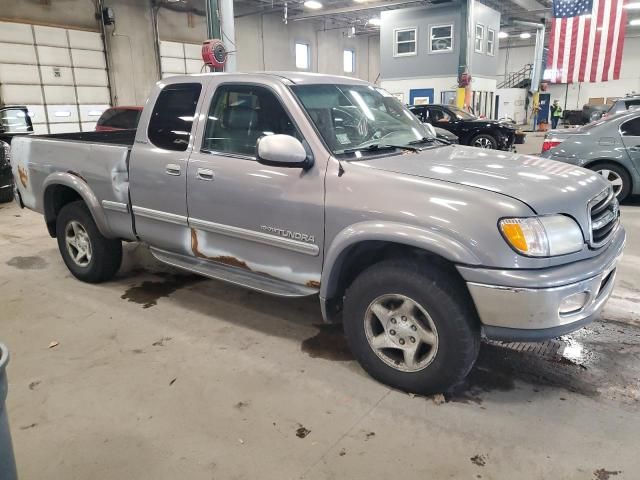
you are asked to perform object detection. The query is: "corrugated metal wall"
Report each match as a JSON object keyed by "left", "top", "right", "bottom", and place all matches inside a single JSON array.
[{"left": 0, "top": 21, "right": 110, "bottom": 134}]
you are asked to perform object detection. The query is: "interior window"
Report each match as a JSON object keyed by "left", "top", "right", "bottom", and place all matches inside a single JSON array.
[
  {"left": 621, "top": 118, "right": 640, "bottom": 136},
  {"left": 430, "top": 25, "right": 453, "bottom": 52},
  {"left": 148, "top": 83, "right": 202, "bottom": 151},
  {"left": 202, "top": 84, "right": 300, "bottom": 156}
]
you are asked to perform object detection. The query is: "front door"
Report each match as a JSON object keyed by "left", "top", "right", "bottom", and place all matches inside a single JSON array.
[
  {"left": 129, "top": 81, "right": 206, "bottom": 254},
  {"left": 186, "top": 81, "right": 325, "bottom": 288},
  {"left": 620, "top": 117, "right": 640, "bottom": 189}
]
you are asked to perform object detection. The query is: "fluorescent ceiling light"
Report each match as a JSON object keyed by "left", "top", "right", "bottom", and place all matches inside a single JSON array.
[
  {"left": 625, "top": 2, "right": 640, "bottom": 9},
  {"left": 630, "top": 18, "right": 640, "bottom": 25},
  {"left": 520, "top": 32, "right": 531, "bottom": 39},
  {"left": 304, "top": 0, "right": 323, "bottom": 9},
  {"left": 498, "top": 31, "right": 509, "bottom": 38},
  {"left": 368, "top": 18, "right": 382, "bottom": 26}
]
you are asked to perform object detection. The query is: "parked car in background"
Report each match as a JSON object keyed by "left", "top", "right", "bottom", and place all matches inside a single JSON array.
[
  {"left": 409, "top": 104, "right": 518, "bottom": 150},
  {"left": 95, "top": 106, "right": 142, "bottom": 132},
  {"left": 11, "top": 73, "right": 624, "bottom": 394},
  {"left": 540, "top": 110, "right": 640, "bottom": 201},
  {"left": 582, "top": 104, "right": 610, "bottom": 124},
  {"left": 432, "top": 125, "right": 458, "bottom": 144},
  {"left": 603, "top": 94, "right": 640, "bottom": 118},
  {"left": 0, "top": 106, "right": 33, "bottom": 203}
]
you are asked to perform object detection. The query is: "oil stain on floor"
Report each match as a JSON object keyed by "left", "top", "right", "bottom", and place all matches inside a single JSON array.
[
  {"left": 6, "top": 256, "right": 47, "bottom": 270},
  {"left": 121, "top": 273, "right": 205, "bottom": 309},
  {"left": 301, "top": 324, "right": 353, "bottom": 361}
]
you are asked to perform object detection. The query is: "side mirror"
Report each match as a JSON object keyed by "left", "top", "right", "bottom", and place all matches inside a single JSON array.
[{"left": 256, "top": 134, "right": 312, "bottom": 169}]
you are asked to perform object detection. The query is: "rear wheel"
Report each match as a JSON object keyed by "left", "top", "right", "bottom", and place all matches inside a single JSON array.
[
  {"left": 469, "top": 133, "right": 497, "bottom": 149},
  {"left": 589, "top": 162, "right": 631, "bottom": 201},
  {"left": 0, "top": 185, "right": 13, "bottom": 203},
  {"left": 342, "top": 260, "right": 480, "bottom": 395},
  {"left": 56, "top": 201, "right": 122, "bottom": 283}
]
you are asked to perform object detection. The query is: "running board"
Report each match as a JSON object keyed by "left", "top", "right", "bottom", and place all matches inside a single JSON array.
[{"left": 149, "top": 247, "right": 318, "bottom": 298}]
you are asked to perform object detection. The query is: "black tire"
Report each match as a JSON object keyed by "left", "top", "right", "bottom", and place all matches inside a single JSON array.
[
  {"left": 343, "top": 260, "right": 480, "bottom": 395},
  {"left": 56, "top": 200, "right": 122, "bottom": 283},
  {"left": 0, "top": 185, "right": 13, "bottom": 203},
  {"left": 469, "top": 133, "right": 498, "bottom": 149},
  {"left": 588, "top": 162, "right": 632, "bottom": 202}
]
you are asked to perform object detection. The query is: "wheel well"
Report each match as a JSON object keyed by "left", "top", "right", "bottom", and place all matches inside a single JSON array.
[
  {"left": 584, "top": 160, "right": 634, "bottom": 190},
  {"left": 43, "top": 185, "right": 83, "bottom": 237},
  {"left": 323, "top": 241, "right": 470, "bottom": 323}
]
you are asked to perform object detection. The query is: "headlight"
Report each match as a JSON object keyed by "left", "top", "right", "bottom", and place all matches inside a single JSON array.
[{"left": 499, "top": 215, "right": 584, "bottom": 257}]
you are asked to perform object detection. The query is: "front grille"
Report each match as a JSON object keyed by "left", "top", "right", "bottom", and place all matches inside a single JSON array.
[{"left": 588, "top": 188, "right": 619, "bottom": 248}]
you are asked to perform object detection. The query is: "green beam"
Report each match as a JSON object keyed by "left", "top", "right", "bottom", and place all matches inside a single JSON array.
[{"left": 205, "top": 0, "right": 221, "bottom": 39}]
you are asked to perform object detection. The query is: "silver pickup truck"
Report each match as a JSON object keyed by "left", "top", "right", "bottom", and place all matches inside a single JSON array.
[{"left": 11, "top": 73, "right": 625, "bottom": 394}]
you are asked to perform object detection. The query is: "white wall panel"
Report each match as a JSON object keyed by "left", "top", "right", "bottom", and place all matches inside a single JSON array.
[
  {"left": 34, "top": 26, "right": 68, "bottom": 47},
  {"left": 0, "top": 43, "right": 37, "bottom": 64},
  {"left": 81, "top": 122, "right": 97, "bottom": 132},
  {"left": 73, "top": 67, "right": 108, "bottom": 86},
  {"left": 0, "top": 22, "right": 33, "bottom": 45},
  {"left": 49, "top": 122, "right": 80, "bottom": 134},
  {"left": 160, "top": 41, "right": 184, "bottom": 58},
  {"left": 79, "top": 104, "right": 109, "bottom": 122},
  {"left": 0, "top": 84, "right": 43, "bottom": 104},
  {"left": 43, "top": 85, "right": 76, "bottom": 104},
  {"left": 32, "top": 124, "right": 49, "bottom": 135},
  {"left": 37, "top": 46, "right": 72, "bottom": 67},
  {"left": 183, "top": 43, "right": 201, "bottom": 60},
  {"left": 71, "top": 49, "right": 106, "bottom": 69},
  {"left": 68, "top": 30, "right": 102, "bottom": 51},
  {"left": 160, "top": 57, "right": 185, "bottom": 74},
  {"left": 39, "top": 65, "right": 74, "bottom": 85},
  {"left": 76, "top": 86, "right": 109, "bottom": 104},
  {"left": 185, "top": 59, "right": 202, "bottom": 74},
  {"left": 0, "top": 64, "right": 39, "bottom": 84},
  {"left": 25, "top": 105, "right": 47, "bottom": 124},
  {"left": 47, "top": 104, "right": 79, "bottom": 123}
]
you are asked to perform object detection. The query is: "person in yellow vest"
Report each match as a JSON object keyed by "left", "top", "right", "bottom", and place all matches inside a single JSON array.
[{"left": 551, "top": 100, "right": 563, "bottom": 129}]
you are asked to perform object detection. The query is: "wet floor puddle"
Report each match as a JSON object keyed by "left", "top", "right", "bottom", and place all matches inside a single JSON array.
[
  {"left": 121, "top": 273, "right": 204, "bottom": 309},
  {"left": 301, "top": 319, "right": 640, "bottom": 405},
  {"left": 6, "top": 256, "right": 47, "bottom": 270}
]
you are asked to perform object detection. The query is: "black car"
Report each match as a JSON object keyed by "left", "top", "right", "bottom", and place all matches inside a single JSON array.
[
  {"left": 409, "top": 104, "right": 516, "bottom": 150},
  {"left": 0, "top": 106, "right": 33, "bottom": 203}
]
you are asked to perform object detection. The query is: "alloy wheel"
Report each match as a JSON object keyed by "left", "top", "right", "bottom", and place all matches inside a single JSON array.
[
  {"left": 65, "top": 220, "right": 92, "bottom": 267},
  {"left": 363, "top": 294, "right": 439, "bottom": 372},
  {"left": 596, "top": 169, "right": 624, "bottom": 197}
]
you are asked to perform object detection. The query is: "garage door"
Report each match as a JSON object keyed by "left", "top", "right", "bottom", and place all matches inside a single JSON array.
[
  {"left": 0, "top": 21, "right": 111, "bottom": 134},
  {"left": 160, "top": 41, "right": 203, "bottom": 79}
]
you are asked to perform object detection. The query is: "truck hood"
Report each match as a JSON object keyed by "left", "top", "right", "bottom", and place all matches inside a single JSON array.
[{"left": 355, "top": 145, "right": 609, "bottom": 216}]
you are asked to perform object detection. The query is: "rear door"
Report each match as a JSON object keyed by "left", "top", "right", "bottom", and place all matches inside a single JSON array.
[
  {"left": 129, "top": 80, "right": 206, "bottom": 254},
  {"left": 185, "top": 79, "right": 326, "bottom": 289}
]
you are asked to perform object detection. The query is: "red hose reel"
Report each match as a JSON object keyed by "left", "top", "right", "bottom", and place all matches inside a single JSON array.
[{"left": 201, "top": 39, "right": 227, "bottom": 70}]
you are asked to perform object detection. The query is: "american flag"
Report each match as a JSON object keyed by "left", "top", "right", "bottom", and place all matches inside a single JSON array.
[{"left": 546, "top": 0, "right": 627, "bottom": 83}]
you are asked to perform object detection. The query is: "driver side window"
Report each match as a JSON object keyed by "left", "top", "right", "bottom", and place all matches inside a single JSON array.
[
  {"left": 430, "top": 108, "right": 451, "bottom": 122},
  {"left": 202, "top": 85, "right": 301, "bottom": 157}
]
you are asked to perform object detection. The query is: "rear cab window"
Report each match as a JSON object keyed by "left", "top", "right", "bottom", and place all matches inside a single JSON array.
[
  {"left": 148, "top": 83, "right": 202, "bottom": 151},
  {"left": 98, "top": 109, "right": 141, "bottom": 129}
]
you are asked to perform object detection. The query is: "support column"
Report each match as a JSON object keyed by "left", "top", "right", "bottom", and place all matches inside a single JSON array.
[{"left": 220, "top": 0, "right": 236, "bottom": 72}]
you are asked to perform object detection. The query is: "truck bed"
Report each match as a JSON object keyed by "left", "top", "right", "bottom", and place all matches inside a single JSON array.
[{"left": 34, "top": 129, "right": 136, "bottom": 147}]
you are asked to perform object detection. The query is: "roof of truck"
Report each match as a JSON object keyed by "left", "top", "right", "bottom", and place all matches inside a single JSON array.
[{"left": 164, "top": 71, "right": 370, "bottom": 86}]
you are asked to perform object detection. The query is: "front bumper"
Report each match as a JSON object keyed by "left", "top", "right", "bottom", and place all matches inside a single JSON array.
[{"left": 457, "top": 226, "right": 625, "bottom": 341}]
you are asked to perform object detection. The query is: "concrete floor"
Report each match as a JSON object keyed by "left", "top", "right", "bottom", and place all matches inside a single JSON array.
[{"left": 2, "top": 139, "right": 640, "bottom": 479}]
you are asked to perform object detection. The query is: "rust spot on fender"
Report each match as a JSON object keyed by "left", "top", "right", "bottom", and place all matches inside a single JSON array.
[
  {"left": 306, "top": 280, "right": 321, "bottom": 289},
  {"left": 190, "top": 228, "right": 250, "bottom": 270},
  {"left": 17, "top": 166, "right": 28, "bottom": 188}
]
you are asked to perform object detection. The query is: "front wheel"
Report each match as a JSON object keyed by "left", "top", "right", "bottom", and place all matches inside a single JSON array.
[
  {"left": 342, "top": 260, "right": 480, "bottom": 395},
  {"left": 56, "top": 200, "right": 122, "bottom": 283},
  {"left": 469, "top": 133, "right": 497, "bottom": 149},
  {"left": 589, "top": 162, "right": 631, "bottom": 202}
]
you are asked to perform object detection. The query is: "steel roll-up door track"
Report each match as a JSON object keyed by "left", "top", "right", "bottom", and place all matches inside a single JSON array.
[{"left": 0, "top": 21, "right": 111, "bottom": 134}]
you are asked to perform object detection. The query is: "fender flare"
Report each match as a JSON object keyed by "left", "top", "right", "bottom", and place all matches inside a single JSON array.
[
  {"left": 42, "top": 172, "right": 113, "bottom": 238},
  {"left": 319, "top": 221, "right": 482, "bottom": 300}
]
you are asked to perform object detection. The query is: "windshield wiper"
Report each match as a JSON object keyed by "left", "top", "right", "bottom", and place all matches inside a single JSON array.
[
  {"left": 407, "top": 136, "right": 451, "bottom": 146},
  {"left": 341, "top": 143, "right": 420, "bottom": 155}
]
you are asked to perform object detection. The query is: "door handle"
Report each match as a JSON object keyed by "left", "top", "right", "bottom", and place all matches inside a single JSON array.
[
  {"left": 165, "top": 164, "right": 181, "bottom": 176},
  {"left": 196, "top": 168, "right": 214, "bottom": 181},
  {"left": 629, "top": 145, "right": 640, "bottom": 152}
]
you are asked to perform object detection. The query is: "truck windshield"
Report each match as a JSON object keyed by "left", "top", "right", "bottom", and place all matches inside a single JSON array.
[{"left": 291, "top": 84, "right": 435, "bottom": 155}]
